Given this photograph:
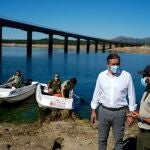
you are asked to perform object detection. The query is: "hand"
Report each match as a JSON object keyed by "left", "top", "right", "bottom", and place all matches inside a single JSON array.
[
  {"left": 126, "top": 116, "right": 134, "bottom": 126},
  {"left": 132, "top": 111, "right": 140, "bottom": 119},
  {"left": 126, "top": 111, "right": 134, "bottom": 126},
  {"left": 48, "top": 88, "right": 52, "bottom": 92},
  {"left": 91, "top": 109, "right": 96, "bottom": 124},
  {"left": 126, "top": 111, "right": 133, "bottom": 117}
]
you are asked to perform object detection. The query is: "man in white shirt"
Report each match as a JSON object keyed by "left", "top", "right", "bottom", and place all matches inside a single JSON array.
[{"left": 91, "top": 53, "right": 137, "bottom": 150}]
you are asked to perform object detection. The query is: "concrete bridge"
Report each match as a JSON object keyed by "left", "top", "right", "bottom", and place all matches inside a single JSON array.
[{"left": 0, "top": 17, "right": 139, "bottom": 57}]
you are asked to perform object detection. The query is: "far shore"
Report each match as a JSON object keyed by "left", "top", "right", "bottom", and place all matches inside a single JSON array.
[{"left": 2, "top": 43, "right": 150, "bottom": 54}]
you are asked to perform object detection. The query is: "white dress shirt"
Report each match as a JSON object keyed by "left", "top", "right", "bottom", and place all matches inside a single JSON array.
[{"left": 91, "top": 70, "right": 137, "bottom": 111}]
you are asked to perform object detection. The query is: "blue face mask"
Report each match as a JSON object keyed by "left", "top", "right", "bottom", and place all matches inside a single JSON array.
[
  {"left": 141, "top": 78, "right": 147, "bottom": 87},
  {"left": 110, "top": 65, "right": 120, "bottom": 74}
]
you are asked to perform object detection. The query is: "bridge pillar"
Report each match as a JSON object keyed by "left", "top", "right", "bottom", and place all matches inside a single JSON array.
[
  {"left": 95, "top": 41, "right": 98, "bottom": 52},
  {"left": 120, "top": 44, "right": 124, "bottom": 47},
  {"left": 64, "top": 36, "right": 68, "bottom": 53},
  {"left": 109, "top": 43, "right": 112, "bottom": 49},
  {"left": 27, "top": 30, "right": 32, "bottom": 57},
  {"left": 77, "top": 38, "right": 80, "bottom": 53},
  {"left": 48, "top": 34, "right": 53, "bottom": 54},
  {"left": 102, "top": 42, "right": 105, "bottom": 53},
  {"left": 87, "top": 40, "right": 90, "bottom": 53},
  {"left": 0, "top": 25, "right": 2, "bottom": 58}
]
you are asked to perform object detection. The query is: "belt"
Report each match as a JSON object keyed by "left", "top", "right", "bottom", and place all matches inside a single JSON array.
[
  {"left": 101, "top": 104, "right": 128, "bottom": 111},
  {"left": 140, "top": 128, "right": 150, "bottom": 132}
]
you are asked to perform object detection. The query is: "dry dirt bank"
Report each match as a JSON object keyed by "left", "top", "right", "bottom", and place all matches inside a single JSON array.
[{"left": 0, "top": 110, "right": 138, "bottom": 150}]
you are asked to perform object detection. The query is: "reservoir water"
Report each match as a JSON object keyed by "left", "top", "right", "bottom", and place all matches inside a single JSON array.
[{"left": 0, "top": 46, "right": 150, "bottom": 123}]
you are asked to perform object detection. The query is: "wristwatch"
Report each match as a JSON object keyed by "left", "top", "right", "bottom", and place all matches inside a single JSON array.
[{"left": 140, "top": 116, "right": 145, "bottom": 123}]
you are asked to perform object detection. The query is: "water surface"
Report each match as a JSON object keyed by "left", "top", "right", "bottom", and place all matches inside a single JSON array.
[{"left": 0, "top": 46, "right": 149, "bottom": 122}]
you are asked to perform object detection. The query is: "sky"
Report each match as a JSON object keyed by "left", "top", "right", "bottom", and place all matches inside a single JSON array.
[{"left": 0, "top": 0, "right": 150, "bottom": 40}]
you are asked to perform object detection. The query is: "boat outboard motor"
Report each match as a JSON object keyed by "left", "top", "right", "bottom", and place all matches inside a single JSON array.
[{"left": 23, "top": 79, "right": 33, "bottom": 86}]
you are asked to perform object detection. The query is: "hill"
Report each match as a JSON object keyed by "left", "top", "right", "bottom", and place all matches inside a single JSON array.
[{"left": 112, "top": 36, "right": 150, "bottom": 45}]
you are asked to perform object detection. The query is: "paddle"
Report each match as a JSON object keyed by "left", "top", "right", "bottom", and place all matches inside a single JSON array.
[
  {"left": 73, "top": 94, "right": 86, "bottom": 103},
  {"left": 0, "top": 79, "right": 13, "bottom": 88},
  {"left": 0, "top": 84, "right": 5, "bottom": 88},
  {"left": 0, "top": 82, "right": 9, "bottom": 88}
]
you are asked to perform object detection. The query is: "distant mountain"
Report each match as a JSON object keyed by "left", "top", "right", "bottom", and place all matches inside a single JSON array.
[
  {"left": 143, "top": 37, "right": 150, "bottom": 45},
  {"left": 111, "top": 36, "right": 150, "bottom": 45}
]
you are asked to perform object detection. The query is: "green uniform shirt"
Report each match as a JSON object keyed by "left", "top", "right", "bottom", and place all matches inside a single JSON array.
[
  {"left": 138, "top": 89, "right": 150, "bottom": 130},
  {"left": 61, "top": 80, "right": 72, "bottom": 91}
]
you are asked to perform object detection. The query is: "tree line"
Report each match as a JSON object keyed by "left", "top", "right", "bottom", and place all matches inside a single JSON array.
[{"left": 2, "top": 38, "right": 91, "bottom": 45}]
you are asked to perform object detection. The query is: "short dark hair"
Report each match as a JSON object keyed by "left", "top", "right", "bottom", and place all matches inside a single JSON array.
[
  {"left": 16, "top": 70, "right": 22, "bottom": 75},
  {"left": 107, "top": 53, "right": 120, "bottom": 63},
  {"left": 70, "top": 77, "right": 77, "bottom": 85}
]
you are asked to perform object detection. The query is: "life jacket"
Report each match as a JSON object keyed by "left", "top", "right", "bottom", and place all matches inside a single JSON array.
[
  {"left": 48, "top": 79, "right": 61, "bottom": 90},
  {"left": 13, "top": 75, "right": 23, "bottom": 87},
  {"left": 53, "top": 93, "right": 62, "bottom": 97}
]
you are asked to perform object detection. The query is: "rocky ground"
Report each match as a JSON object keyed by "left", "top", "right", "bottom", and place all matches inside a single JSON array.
[{"left": 0, "top": 110, "right": 138, "bottom": 150}]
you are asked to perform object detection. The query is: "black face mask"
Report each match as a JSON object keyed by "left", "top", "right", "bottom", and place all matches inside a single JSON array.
[{"left": 147, "top": 84, "right": 150, "bottom": 89}]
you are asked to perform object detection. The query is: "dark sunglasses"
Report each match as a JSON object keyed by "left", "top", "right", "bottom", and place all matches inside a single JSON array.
[
  {"left": 111, "top": 63, "right": 120, "bottom": 66},
  {"left": 143, "top": 74, "right": 150, "bottom": 77}
]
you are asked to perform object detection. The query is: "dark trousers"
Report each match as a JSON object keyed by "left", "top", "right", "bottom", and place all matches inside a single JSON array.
[
  {"left": 98, "top": 105, "right": 126, "bottom": 150},
  {"left": 63, "top": 90, "right": 69, "bottom": 98},
  {"left": 137, "top": 127, "right": 150, "bottom": 150}
]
